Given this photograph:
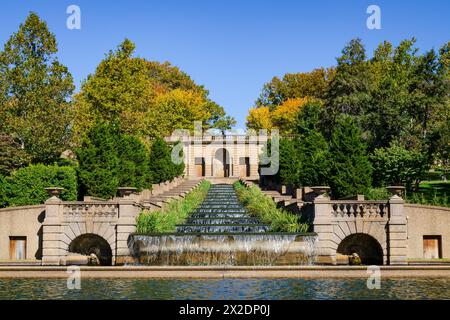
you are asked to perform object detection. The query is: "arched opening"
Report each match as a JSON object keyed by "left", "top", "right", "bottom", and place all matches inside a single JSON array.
[
  {"left": 214, "top": 148, "right": 231, "bottom": 177},
  {"left": 68, "top": 234, "right": 112, "bottom": 266},
  {"left": 337, "top": 233, "right": 383, "bottom": 265}
]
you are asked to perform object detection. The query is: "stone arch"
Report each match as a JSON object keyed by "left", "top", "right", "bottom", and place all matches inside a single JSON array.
[
  {"left": 68, "top": 233, "right": 113, "bottom": 265},
  {"left": 337, "top": 233, "right": 384, "bottom": 265},
  {"left": 213, "top": 148, "right": 231, "bottom": 177}
]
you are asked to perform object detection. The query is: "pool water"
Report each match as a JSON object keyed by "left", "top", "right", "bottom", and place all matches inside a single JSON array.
[{"left": 0, "top": 278, "right": 449, "bottom": 300}]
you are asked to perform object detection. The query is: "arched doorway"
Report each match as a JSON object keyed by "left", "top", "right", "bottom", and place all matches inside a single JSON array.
[
  {"left": 68, "top": 234, "right": 113, "bottom": 266},
  {"left": 214, "top": 148, "right": 231, "bottom": 177},
  {"left": 337, "top": 233, "right": 383, "bottom": 265}
]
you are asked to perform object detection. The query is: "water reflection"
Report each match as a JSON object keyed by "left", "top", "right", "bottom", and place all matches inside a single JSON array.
[{"left": 0, "top": 278, "right": 449, "bottom": 300}]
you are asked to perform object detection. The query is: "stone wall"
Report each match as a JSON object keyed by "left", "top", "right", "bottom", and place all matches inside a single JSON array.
[
  {"left": 405, "top": 204, "right": 450, "bottom": 259},
  {"left": 0, "top": 205, "right": 45, "bottom": 261}
]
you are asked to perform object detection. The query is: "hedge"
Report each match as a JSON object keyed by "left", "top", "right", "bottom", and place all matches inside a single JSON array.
[{"left": 4, "top": 164, "right": 78, "bottom": 207}]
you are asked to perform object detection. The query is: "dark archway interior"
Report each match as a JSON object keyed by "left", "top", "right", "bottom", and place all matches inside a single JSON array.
[
  {"left": 337, "top": 233, "right": 383, "bottom": 265},
  {"left": 68, "top": 234, "right": 112, "bottom": 266}
]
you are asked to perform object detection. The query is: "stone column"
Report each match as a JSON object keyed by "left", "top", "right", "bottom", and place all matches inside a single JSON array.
[
  {"left": 42, "top": 194, "right": 63, "bottom": 266},
  {"left": 387, "top": 194, "right": 408, "bottom": 265},
  {"left": 115, "top": 199, "right": 140, "bottom": 265},
  {"left": 312, "top": 191, "right": 336, "bottom": 265}
]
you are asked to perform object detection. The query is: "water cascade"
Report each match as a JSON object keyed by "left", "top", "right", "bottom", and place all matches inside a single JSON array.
[{"left": 131, "top": 184, "right": 317, "bottom": 265}]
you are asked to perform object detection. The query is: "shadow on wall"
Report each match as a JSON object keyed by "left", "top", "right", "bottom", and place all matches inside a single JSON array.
[{"left": 35, "top": 210, "right": 46, "bottom": 260}]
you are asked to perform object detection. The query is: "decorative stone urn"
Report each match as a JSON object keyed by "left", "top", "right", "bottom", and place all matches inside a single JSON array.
[
  {"left": 45, "top": 187, "right": 65, "bottom": 198},
  {"left": 386, "top": 186, "right": 405, "bottom": 197},
  {"left": 310, "top": 186, "right": 330, "bottom": 197},
  {"left": 117, "top": 187, "right": 137, "bottom": 198}
]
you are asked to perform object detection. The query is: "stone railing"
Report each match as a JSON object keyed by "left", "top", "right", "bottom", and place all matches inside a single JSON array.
[{"left": 331, "top": 201, "right": 389, "bottom": 218}]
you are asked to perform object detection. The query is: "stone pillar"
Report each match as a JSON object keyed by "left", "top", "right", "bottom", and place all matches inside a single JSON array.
[
  {"left": 115, "top": 199, "right": 140, "bottom": 265},
  {"left": 42, "top": 195, "right": 63, "bottom": 266},
  {"left": 387, "top": 194, "right": 408, "bottom": 265},
  {"left": 312, "top": 192, "right": 336, "bottom": 265}
]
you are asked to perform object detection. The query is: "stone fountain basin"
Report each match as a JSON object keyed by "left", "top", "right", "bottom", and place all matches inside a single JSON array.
[{"left": 130, "top": 233, "right": 318, "bottom": 266}]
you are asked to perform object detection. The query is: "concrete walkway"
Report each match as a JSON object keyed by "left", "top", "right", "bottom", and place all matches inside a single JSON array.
[{"left": 1, "top": 266, "right": 450, "bottom": 279}]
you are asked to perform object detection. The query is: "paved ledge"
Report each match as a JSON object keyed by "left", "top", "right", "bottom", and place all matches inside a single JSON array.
[{"left": 1, "top": 266, "right": 450, "bottom": 279}]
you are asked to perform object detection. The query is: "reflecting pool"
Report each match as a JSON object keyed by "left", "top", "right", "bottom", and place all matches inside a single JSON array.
[{"left": 0, "top": 278, "right": 449, "bottom": 300}]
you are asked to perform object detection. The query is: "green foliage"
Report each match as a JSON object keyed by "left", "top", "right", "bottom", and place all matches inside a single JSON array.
[
  {"left": 118, "top": 135, "right": 151, "bottom": 191},
  {"left": 364, "top": 187, "right": 391, "bottom": 200},
  {"left": 370, "top": 142, "right": 428, "bottom": 189},
  {"left": 0, "top": 134, "right": 31, "bottom": 175},
  {"left": 77, "top": 121, "right": 154, "bottom": 198},
  {"left": 149, "top": 137, "right": 183, "bottom": 184},
  {"left": 234, "top": 181, "right": 309, "bottom": 233},
  {"left": 72, "top": 39, "right": 234, "bottom": 144},
  {"left": 278, "top": 138, "right": 300, "bottom": 187},
  {"left": 0, "top": 13, "right": 75, "bottom": 163},
  {"left": 5, "top": 164, "right": 77, "bottom": 207},
  {"left": 328, "top": 116, "right": 372, "bottom": 199},
  {"left": 0, "top": 174, "right": 8, "bottom": 208},
  {"left": 76, "top": 122, "right": 121, "bottom": 199},
  {"left": 136, "top": 181, "right": 210, "bottom": 233}
]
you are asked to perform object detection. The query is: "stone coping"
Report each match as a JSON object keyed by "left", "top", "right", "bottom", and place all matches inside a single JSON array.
[
  {"left": 0, "top": 204, "right": 45, "bottom": 212},
  {"left": 404, "top": 203, "right": 450, "bottom": 211},
  {"left": 1, "top": 265, "right": 450, "bottom": 278}
]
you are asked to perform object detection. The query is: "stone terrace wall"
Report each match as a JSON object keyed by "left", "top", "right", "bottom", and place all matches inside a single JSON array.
[
  {"left": 0, "top": 205, "right": 45, "bottom": 261},
  {"left": 405, "top": 204, "right": 450, "bottom": 259}
]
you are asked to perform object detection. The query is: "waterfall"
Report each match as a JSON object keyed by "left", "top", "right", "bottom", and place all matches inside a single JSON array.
[{"left": 132, "top": 184, "right": 317, "bottom": 266}]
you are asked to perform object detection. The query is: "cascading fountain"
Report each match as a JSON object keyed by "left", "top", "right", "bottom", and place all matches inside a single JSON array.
[{"left": 131, "top": 184, "right": 318, "bottom": 265}]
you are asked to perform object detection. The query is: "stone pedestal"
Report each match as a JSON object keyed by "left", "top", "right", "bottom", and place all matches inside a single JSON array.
[
  {"left": 387, "top": 195, "right": 408, "bottom": 265},
  {"left": 41, "top": 196, "right": 64, "bottom": 266}
]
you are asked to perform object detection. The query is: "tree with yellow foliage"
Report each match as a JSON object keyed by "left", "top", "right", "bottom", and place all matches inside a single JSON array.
[{"left": 246, "top": 107, "right": 272, "bottom": 132}]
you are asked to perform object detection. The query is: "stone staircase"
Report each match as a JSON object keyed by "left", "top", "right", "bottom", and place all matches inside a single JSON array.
[
  {"left": 141, "top": 179, "right": 204, "bottom": 211},
  {"left": 176, "top": 184, "right": 271, "bottom": 234}
]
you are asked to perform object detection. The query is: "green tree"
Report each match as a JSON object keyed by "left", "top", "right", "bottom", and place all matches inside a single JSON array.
[
  {"left": 0, "top": 13, "right": 75, "bottom": 163},
  {"left": 323, "top": 39, "right": 371, "bottom": 138},
  {"left": 328, "top": 116, "right": 372, "bottom": 199},
  {"left": 0, "top": 174, "right": 8, "bottom": 207},
  {"left": 278, "top": 138, "right": 300, "bottom": 187},
  {"left": 370, "top": 142, "right": 428, "bottom": 189},
  {"left": 118, "top": 135, "right": 151, "bottom": 191},
  {"left": 149, "top": 137, "right": 177, "bottom": 184},
  {"left": 76, "top": 122, "right": 120, "bottom": 199},
  {"left": 72, "top": 39, "right": 234, "bottom": 144},
  {"left": 0, "top": 134, "right": 31, "bottom": 176}
]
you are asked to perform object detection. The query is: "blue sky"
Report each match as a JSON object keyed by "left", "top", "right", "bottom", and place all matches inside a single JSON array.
[{"left": 0, "top": 0, "right": 449, "bottom": 128}]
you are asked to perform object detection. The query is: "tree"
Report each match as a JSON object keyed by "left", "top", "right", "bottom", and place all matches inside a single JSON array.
[
  {"left": 370, "top": 142, "right": 428, "bottom": 189},
  {"left": 118, "top": 135, "right": 151, "bottom": 191},
  {"left": 328, "top": 116, "right": 372, "bottom": 199},
  {"left": 256, "top": 68, "right": 334, "bottom": 110},
  {"left": 149, "top": 137, "right": 178, "bottom": 184},
  {"left": 323, "top": 39, "right": 372, "bottom": 137},
  {"left": 0, "top": 175, "right": 8, "bottom": 208},
  {"left": 0, "top": 13, "right": 75, "bottom": 163},
  {"left": 76, "top": 122, "right": 120, "bottom": 199},
  {"left": 271, "top": 97, "right": 312, "bottom": 135},
  {"left": 0, "top": 134, "right": 31, "bottom": 176},
  {"left": 278, "top": 138, "right": 300, "bottom": 187},
  {"left": 246, "top": 107, "right": 272, "bottom": 132},
  {"left": 294, "top": 103, "right": 330, "bottom": 187},
  {"left": 72, "top": 39, "right": 234, "bottom": 144}
]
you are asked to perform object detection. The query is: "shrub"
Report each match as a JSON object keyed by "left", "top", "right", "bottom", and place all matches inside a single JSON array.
[
  {"left": 76, "top": 121, "right": 121, "bottom": 198},
  {"left": 136, "top": 181, "right": 210, "bottom": 233},
  {"left": 149, "top": 137, "right": 183, "bottom": 184},
  {"left": 328, "top": 116, "right": 372, "bottom": 199},
  {"left": 365, "top": 187, "right": 390, "bottom": 200},
  {"left": 234, "top": 181, "right": 309, "bottom": 233},
  {"left": 5, "top": 164, "right": 77, "bottom": 206},
  {"left": 118, "top": 135, "right": 151, "bottom": 191},
  {"left": 370, "top": 142, "right": 428, "bottom": 189}
]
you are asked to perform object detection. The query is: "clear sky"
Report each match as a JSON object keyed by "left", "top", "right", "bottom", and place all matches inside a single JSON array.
[{"left": 0, "top": 0, "right": 449, "bottom": 128}]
